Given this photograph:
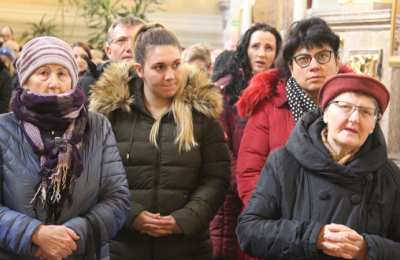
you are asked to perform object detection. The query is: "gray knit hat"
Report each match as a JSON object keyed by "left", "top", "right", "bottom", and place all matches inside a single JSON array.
[{"left": 16, "top": 36, "right": 78, "bottom": 88}]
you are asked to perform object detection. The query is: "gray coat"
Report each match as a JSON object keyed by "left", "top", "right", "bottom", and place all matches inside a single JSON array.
[{"left": 0, "top": 112, "right": 130, "bottom": 259}]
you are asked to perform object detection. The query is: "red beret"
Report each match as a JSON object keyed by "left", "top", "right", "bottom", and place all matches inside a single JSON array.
[{"left": 318, "top": 73, "right": 390, "bottom": 113}]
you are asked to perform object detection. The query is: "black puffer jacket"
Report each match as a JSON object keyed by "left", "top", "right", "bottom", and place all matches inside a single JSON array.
[
  {"left": 89, "top": 62, "right": 230, "bottom": 260},
  {"left": 237, "top": 109, "right": 400, "bottom": 260}
]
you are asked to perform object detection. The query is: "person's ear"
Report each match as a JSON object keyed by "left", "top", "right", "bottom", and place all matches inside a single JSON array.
[
  {"left": 105, "top": 44, "right": 111, "bottom": 59},
  {"left": 334, "top": 55, "right": 340, "bottom": 73},
  {"left": 289, "top": 62, "right": 294, "bottom": 74},
  {"left": 133, "top": 63, "right": 143, "bottom": 78}
]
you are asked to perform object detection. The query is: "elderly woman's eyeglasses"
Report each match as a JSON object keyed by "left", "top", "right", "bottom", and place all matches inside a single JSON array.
[
  {"left": 292, "top": 50, "right": 333, "bottom": 68},
  {"left": 330, "top": 100, "right": 378, "bottom": 120}
]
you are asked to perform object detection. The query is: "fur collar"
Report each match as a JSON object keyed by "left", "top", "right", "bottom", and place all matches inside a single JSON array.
[
  {"left": 236, "top": 65, "right": 353, "bottom": 117},
  {"left": 89, "top": 62, "right": 223, "bottom": 119}
]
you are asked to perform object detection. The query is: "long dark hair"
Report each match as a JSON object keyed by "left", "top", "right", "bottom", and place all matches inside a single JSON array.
[{"left": 215, "top": 23, "right": 282, "bottom": 105}]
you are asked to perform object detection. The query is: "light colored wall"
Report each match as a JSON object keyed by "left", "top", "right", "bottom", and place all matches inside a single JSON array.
[{"left": 0, "top": 0, "right": 224, "bottom": 48}]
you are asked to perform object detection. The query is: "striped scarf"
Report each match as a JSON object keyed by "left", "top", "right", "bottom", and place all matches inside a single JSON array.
[{"left": 11, "top": 87, "right": 88, "bottom": 222}]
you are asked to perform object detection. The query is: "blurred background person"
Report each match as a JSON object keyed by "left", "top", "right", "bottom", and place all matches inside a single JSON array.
[
  {"left": 78, "top": 15, "right": 144, "bottom": 97},
  {"left": 0, "top": 47, "right": 16, "bottom": 113},
  {"left": 72, "top": 41, "right": 93, "bottom": 77},
  {"left": 89, "top": 24, "right": 230, "bottom": 260},
  {"left": 105, "top": 16, "right": 144, "bottom": 62},
  {"left": 182, "top": 43, "right": 212, "bottom": 75},
  {"left": 0, "top": 36, "right": 129, "bottom": 259},
  {"left": 0, "top": 47, "right": 15, "bottom": 76},
  {"left": 1, "top": 26, "right": 14, "bottom": 43},
  {"left": 90, "top": 48, "right": 106, "bottom": 65},
  {"left": 235, "top": 17, "right": 352, "bottom": 211},
  {"left": 210, "top": 22, "right": 282, "bottom": 260},
  {"left": 237, "top": 73, "right": 400, "bottom": 260},
  {"left": 2, "top": 39, "right": 20, "bottom": 59}
]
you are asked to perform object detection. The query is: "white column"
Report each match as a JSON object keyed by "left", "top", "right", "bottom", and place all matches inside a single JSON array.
[
  {"left": 240, "top": 0, "right": 253, "bottom": 34},
  {"left": 293, "top": 0, "right": 307, "bottom": 22}
]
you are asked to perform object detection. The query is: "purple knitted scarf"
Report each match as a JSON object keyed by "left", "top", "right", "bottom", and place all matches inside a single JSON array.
[{"left": 11, "top": 87, "right": 88, "bottom": 222}]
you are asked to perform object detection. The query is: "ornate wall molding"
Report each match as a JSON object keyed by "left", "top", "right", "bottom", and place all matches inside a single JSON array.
[{"left": 309, "top": 9, "right": 391, "bottom": 31}]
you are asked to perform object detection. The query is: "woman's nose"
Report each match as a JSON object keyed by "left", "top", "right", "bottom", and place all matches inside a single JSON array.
[
  {"left": 165, "top": 68, "right": 175, "bottom": 80},
  {"left": 47, "top": 73, "right": 60, "bottom": 88},
  {"left": 348, "top": 108, "right": 361, "bottom": 123}
]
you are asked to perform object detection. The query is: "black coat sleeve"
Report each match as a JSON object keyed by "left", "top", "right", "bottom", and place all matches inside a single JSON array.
[
  {"left": 236, "top": 149, "right": 323, "bottom": 259},
  {"left": 363, "top": 162, "right": 400, "bottom": 260}
]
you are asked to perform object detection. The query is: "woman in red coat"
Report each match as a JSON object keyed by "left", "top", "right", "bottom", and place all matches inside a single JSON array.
[
  {"left": 236, "top": 17, "right": 352, "bottom": 209},
  {"left": 210, "top": 23, "right": 282, "bottom": 260}
]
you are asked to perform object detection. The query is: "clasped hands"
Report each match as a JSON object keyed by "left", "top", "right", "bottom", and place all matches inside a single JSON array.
[
  {"left": 32, "top": 225, "right": 80, "bottom": 260},
  {"left": 317, "top": 223, "right": 366, "bottom": 260},
  {"left": 133, "top": 211, "right": 181, "bottom": 237}
]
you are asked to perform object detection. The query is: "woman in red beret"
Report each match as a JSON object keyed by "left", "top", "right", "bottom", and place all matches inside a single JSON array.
[{"left": 236, "top": 73, "right": 400, "bottom": 259}]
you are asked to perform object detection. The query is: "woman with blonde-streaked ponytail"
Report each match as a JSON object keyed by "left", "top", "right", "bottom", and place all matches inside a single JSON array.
[{"left": 89, "top": 24, "right": 230, "bottom": 260}]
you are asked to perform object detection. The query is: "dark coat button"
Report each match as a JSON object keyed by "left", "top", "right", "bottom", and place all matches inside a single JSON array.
[
  {"left": 351, "top": 194, "right": 361, "bottom": 204},
  {"left": 319, "top": 191, "right": 331, "bottom": 200}
]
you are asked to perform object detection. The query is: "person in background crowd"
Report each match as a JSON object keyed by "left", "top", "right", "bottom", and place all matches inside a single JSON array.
[
  {"left": 105, "top": 16, "right": 144, "bottom": 62},
  {"left": 210, "top": 22, "right": 282, "bottom": 260},
  {"left": 0, "top": 36, "right": 129, "bottom": 259},
  {"left": 90, "top": 48, "right": 106, "bottom": 65},
  {"left": 237, "top": 73, "right": 400, "bottom": 259},
  {"left": 0, "top": 47, "right": 16, "bottom": 113},
  {"left": 72, "top": 42, "right": 93, "bottom": 77},
  {"left": 0, "top": 47, "right": 15, "bottom": 112},
  {"left": 1, "top": 26, "right": 14, "bottom": 42},
  {"left": 236, "top": 17, "right": 353, "bottom": 211},
  {"left": 182, "top": 43, "right": 212, "bottom": 76},
  {"left": 210, "top": 48, "right": 223, "bottom": 74},
  {"left": 0, "top": 40, "right": 20, "bottom": 113},
  {"left": 3, "top": 39, "right": 20, "bottom": 58},
  {"left": 89, "top": 23, "right": 230, "bottom": 260},
  {"left": 0, "top": 47, "right": 15, "bottom": 76},
  {"left": 0, "top": 58, "right": 11, "bottom": 113},
  {"left": 78, "top": 15, "right": 144, "bottom": 96}
]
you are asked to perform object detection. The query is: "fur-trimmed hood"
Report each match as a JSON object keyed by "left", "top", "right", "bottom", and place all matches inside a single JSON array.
[
  {"left": 89, "top": 62, "right": 223, "bottom": 119},
  {"left": 236, "top": 65, "right": 353, "bottom": 117}
]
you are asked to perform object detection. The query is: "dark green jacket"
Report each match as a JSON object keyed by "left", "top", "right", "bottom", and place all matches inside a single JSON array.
[{"left": 89, "top": 62, "right": 230, "bottom": 260}]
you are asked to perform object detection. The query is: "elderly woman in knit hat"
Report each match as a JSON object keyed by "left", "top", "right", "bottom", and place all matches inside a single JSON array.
[
  {"left": 237, "top": 74, "right": 400, "bottom": 260},
  {"left": 0, "top": 36, "right": 129, "bottom": 260}
]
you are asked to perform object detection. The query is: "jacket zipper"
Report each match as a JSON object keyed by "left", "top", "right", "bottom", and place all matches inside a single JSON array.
[{"left": 152, "top": 120, "right": 163, "bottom": 213}]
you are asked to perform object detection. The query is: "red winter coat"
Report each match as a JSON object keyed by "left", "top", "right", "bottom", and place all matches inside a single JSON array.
[
  {"left": 236, "top": 69, "right": 294, "bottom": 209},
  {"left": 236, "top": 66, "right": 353, "bottom": 209}
]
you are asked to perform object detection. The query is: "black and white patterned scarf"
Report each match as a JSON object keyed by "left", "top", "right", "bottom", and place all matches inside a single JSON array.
[{"left": 285, "top": 77, "right": 318, "bottom": 121}]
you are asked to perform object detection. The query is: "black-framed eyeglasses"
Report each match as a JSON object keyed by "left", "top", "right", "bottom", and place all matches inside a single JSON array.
[
  {"left": 292, "top": 50, "right": 333, "bottom": 68},
  {"left": 329, "top": 100, "right": 379, "bottom": 120}
]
